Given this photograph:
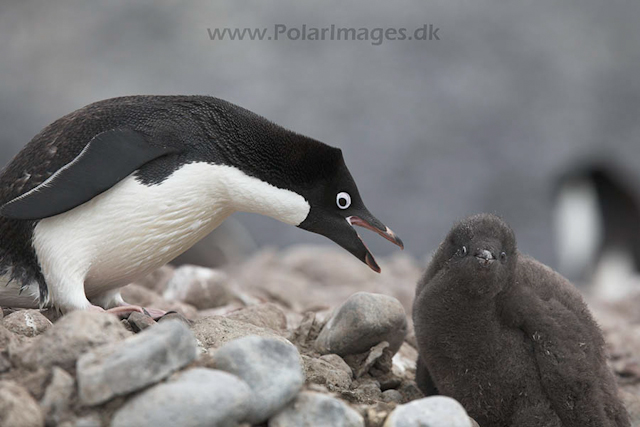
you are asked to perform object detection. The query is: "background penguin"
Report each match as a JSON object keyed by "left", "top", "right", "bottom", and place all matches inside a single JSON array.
[
  {"left": 553, "top": 161, "right": 640, "bottom": 299},
  {"left": 0, "top": 95, "right": 403, "bottom": 316},
  {"left": 413, "top": 213, "right": 629, "bottom": 427}
]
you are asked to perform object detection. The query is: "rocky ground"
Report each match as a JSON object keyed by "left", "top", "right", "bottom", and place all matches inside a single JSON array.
[{"left": 0, "top": 245, "right": 638, "bottom": 427}]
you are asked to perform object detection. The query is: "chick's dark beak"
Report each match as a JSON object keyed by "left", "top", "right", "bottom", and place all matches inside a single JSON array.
[{"left": 475, "top": 249, "right": 495, "bottom": 266}]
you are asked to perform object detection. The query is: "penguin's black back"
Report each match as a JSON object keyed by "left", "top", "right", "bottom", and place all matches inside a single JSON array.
[
  {"left": 0, "top": 95, "right": 344, "bottom": 302},
  {"left": 0, "top": 95, "right": 342, "bottom": 204}
]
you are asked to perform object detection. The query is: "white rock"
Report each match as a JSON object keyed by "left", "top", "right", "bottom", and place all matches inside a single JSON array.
[
  {"left": 269, "top": 391, "right": 364, "bottom": 427},
  {"left": 384, "top": 396, "right": 472, "bottom": 427}
]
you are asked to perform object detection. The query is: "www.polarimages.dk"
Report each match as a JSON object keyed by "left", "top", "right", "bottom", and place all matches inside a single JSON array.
[{"left": 207, "top": 24, "right": 441, "bottom": 45}]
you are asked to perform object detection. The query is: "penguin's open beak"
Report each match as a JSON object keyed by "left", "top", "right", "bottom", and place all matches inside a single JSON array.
[
  {"left": 347, "top": 216, "right": 404, "bottom": 250},
  {"left": 299, "top": 208, "right": 403, "bottom": 273},
  {"left": 345, "top": 214, "right": 404, "bottom": 273}
]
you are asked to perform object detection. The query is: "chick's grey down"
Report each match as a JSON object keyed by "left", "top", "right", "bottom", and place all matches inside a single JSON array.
[{"left": 413, "top": 213, "right": 629, "bottom": 427}]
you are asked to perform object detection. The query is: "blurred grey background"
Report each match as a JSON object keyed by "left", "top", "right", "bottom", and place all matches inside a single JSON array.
[{"left": 1, "top": 0, "right": 640, "bottom": 271}]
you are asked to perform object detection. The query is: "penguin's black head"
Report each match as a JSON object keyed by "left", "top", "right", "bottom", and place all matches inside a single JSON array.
[
  {"left": 433, "top": 214, "right": 517, "bottom": 293},
  {"left": 294, "top": 146, "right": 403, "bottom": 272}
]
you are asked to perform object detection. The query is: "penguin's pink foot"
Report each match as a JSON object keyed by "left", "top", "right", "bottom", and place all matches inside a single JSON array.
[{"left": 88, "top": 304, "right": 166, "bottom": 320}]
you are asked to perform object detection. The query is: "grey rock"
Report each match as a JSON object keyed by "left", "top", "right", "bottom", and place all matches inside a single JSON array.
[
  {"left": 303, "top": 354, "right": 352, "bottom": 390},
  {"left": 0, "top": 353, "right": 11, "bottom": 373},
  {"left": 127, "top": 311, "right": 156, "bottom": 332},
  {"left": 620, "top": 389, "right": 640, "bottom": 427},
  {"left": 111, "top": 368, "right": 251, "bottom": 427},
  {"left": 392, "top": 342, "right": 419, "bottom": 380},
  {"left": 192, "top": 315, "right": 285, "bottom": 351},
  {"left": 315, "top": 292, "right": 407, "bottom": 357},
  {"left": 383, "top": 396, "right": 472, "bottom": 427},
  {"left": 351, "top": 378, "right": 382, "bottom": 403},
  {"left": 0, "top": 380, "right": 45, "bottom": 427},
  {"left": 41, "top": 367, "right": 75, "bottom": 425},
  {"left": 157, "top": 311, "right": 192, "bottom": 327},
  {"left": 352, "top": 341, "right": 390, "bottom": 378},
  {"left": 2, "top": 310, "right": 52, "bottom": 337},
  {"left": 382, "top": 389, "right": 403, "bottom": 404},
  {"left": 19, "top": 311, "right": 130, "bottom": 371},
  {"left": 163, "top": 265, "right": 235, "bottom": 310},
  {"left": 213, "top": 335, "right": 304, "bottom": 424},
  {"left": 19, "top": 367, "right": 51, "bottom": 400},
  {"left": 290, "top": 312, "right": 321, "bottom": 346},
  {"left": 226, "top": 302, "right": 288, "bottom": 332},
  {"left": 319, "top": 353, "right": 353, "bottom": 376},
  {"left": 269, "top": 391, "right": 364, "bottom": 427},
  {"left": 134, "top": 265, "right": 176, "bottom": 293},
  {"left": 72, "top": 415, "right": 102, "bottom": 427},
  {"left": 77, "top": 320, "right": 197, "bottom": 406},
  {"left": 120, "top": 283, "right": 163, "bottom": 307},
  {"left": 0, "top": 323, "right": 17, "bottom": 350}
]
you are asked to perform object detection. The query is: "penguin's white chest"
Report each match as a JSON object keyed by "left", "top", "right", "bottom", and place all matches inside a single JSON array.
[
  {"left": 32, "top": 162, "right": 310, "bottom": 301},
  {"left": 33, "top": 163, "right": 232, "bottom": 297}
]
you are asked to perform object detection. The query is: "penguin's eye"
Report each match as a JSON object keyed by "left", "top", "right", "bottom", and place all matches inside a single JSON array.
[
  {"left": 336, "top": 192, "right": 351, "bottom": 210},
  {"left": 500, "top": 252, "right": 507, "bottom": 262},
  {"left": 459, "top": 246, "right": 467, "bottom": 257}
]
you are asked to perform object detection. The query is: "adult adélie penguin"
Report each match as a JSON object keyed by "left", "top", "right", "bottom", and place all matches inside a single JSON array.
[{"left": 0, "top": 95, "right": 403, "bottom": 316}]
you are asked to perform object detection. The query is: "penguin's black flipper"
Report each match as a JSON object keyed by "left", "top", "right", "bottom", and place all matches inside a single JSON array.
[{"left": 0, "top": 129, "right": 178, "bottom": 220}]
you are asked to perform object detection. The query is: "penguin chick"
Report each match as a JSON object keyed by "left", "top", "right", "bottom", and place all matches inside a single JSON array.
[
  {"left": 413, "top": 213, "right": 629, "bottom": 427},
  {"left": 0, "top": 95, "right": 403, "bottom": 315}
]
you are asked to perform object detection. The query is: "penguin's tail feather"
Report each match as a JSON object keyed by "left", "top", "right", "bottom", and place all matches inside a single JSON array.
[{"left": 0, "top": 270, "right": 41, "bottom": 309}]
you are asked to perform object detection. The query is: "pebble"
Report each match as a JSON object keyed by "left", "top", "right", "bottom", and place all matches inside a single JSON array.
[
  {"left": 351, "top": 341, "right": 390, "bottom": 378},
  {"left": 157, "top": 311, "right": 192, "bottom": 327},
  {"left": 303, "top": 354, "right": 352, "bottom": 390},
  {"left": 41, "top": 366, "right": 75, "bottom": 425},
  {"left": 392, "top": 342, "right": 419, "bottom": 378},
  {"left": 269, "top": 391, "right": 365, "bottom": 427},
  {"left": 0, "top": 380, "right": 45, "bottom": 427},
  {"left": 225, "top": 302, "right": 288, "bottom": 332},
  {"left": 127, "top": 312, "right": 156, "bottom": 332},
  {"left": 383, "top": 396, "right": 473, "bottom": 427},
  {"left": 111, "top": 368, "right": 251, "bottom": 427},
  {"left": 77, "top": 319, "right": 197, "bottom": 406},
  {"left": 163, "top": 265, "right": 235, "bottom": 310},
  {"left": 2, "top": 310, "right": 52, "bottom": 337},
  {"left": 0, "top": 323, "right": 17, "bottom": 349},
  {"left": 134, "top": 265, "right": 176, "bottom": 293},
  {"left": 18, "top": 311, "right": 130, "bottom": 372},
  {"left": 315, "top": 292, "right": 407, "bottom": 357},
  {"left": 382, "top": 389, "right": 403, "bottom": 404},
  {"left": 72, "top": 415, "right": 102, "bottom": 427},
  {"left": 192, "top": 315, "right": 285, "bottom": 351},
  {"left": 213, "top": 335, "right": 304, "bottom": 424}
]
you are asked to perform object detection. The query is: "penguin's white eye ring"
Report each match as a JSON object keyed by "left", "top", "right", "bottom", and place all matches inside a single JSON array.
[
  {"left": 336, "top": 192, "right": 351, "bottom": 210},
  {"left": 460, "top": 246, "right": 467, "bottom": 256}
]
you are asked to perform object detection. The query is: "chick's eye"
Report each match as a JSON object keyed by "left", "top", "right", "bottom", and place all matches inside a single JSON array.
[
  {"left": 459, "top": 246, "right": 467, "bottom": 256},
  {"left": 336, "top": 192, "right": 351, "bottom": 209},
  {"left": 500, "top": 252, "right": 507, "bottom": 261}
]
